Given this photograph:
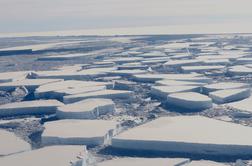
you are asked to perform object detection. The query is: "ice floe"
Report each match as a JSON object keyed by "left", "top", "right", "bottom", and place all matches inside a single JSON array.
[
  {"left": 42, "top": 120, "right": 119, "bottom": 146},
  {"left": 97, "top": 157, "right": 190, "bottom": 166},
  {"left": 56, "top": 98, "right": 115, "bottom": 119},
  {"left": 209, "top": 88, "right": 251, "bottom": 104},
  {"left": 0, "top": 129, "right": 31, "bottom": 156},
  {"left": 63, "top": 89, "right": 133, "bottom": 104},
  {"left": 203, "top": 82, "right": 249, "bottom": 94},
  {"left": 112, "top": 116, "right": 252, "bottom": 155},
  {"left": 0, "top": 78, "right": 62, "bottom": 92},
  {"left": 34, "top": 80, "right": 110, "bottom": 99},
  {"left": 0, "top": 145, "right": 87, "bottom": 166},
  {"left": 181, "top": 65, "right": 225, "bottom": 73},
  {"left": 226, "top": 96, "right": 252, "bottom": 114},
  {"left": 0, "top": 100, "right": 63, "bottom": 117},
  {"left": 151, "top": 86, "right": 200, "bottom": 99},
  {"left": 0, "top": 71, "right": 29, "bottom": 83},
  {"left": 166, "top": 92, "right": 213, "bottom": 110}
]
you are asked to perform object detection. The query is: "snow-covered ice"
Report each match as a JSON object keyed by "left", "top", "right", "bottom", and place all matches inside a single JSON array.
[
  {"left": 156, "top": 80, "right": 206, "bottom": 86},
  {"left": 228, "top": 65, "right": 252, "bottom": 76},
  {"left": 181, "top": 65, "right": 225, "bottom": 73},
  {"left": 151, "top": 85, "right": 200, "bottom": 99},
  {"left": 163, "top": 59, "right": 202, "bottom": 68},
  {"left": 0, "top": 100, "right": 63, "bottom": 117},
  {"left": 0, "top": 78, "right": 62, "bottom": 92},
  {"left": 203, "top": 82, "right": 249, "bottom": 94},
  {"left": 63, "top": 89, "right": 133, "bottom": 104},
  {"left": 56, "top": 98, "right": 115, "bottom": 119},
  {"left": 112, "top": 116, "right": 252, "bottom": 155},
  {"left": 107, "top": 69, "right": 148, "bottom": 77},
  {"left": 0, "top": 145, "right": 87, "bottom": 166},
  {"left": 97, "top": 158, "right": 190, "bottom": 166},
  {"left": 166, "top": 92, "right": 213, "bottom": 110},
  {"left": 0, "top": 71, "right": 29, "bottom": 83},
  {"left": 186, "top": 160, "right": 228, "bottom": 166},
  {"left": 42, "top": 120, "right": 119, "bottom": 146},
  {"left": 0, "top": 129, "right": 31, "bottom": 156},
  {"left": 32, "top": 67, "right": 115, "bottom": 80},
  {"left": 34, "top": 80, "right": 110, "bottom": 99},
  {"left": 209, "top": 88, "right": 251, "bottom": 104},
  {"left": 226, "top": 96, "right": 252, "bottom": 114}
]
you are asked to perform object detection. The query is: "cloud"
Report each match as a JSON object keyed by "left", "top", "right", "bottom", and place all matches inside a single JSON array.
[{"left": 0, "top": 0, "right": 252, "bottom": 33}]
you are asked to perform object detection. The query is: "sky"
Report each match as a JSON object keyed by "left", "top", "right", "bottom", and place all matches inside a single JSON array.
[{"left": 1, "top": 0, "right": 252, "bottom": 35}]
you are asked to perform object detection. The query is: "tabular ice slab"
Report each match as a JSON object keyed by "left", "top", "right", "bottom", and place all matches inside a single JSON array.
[
  {"left": 0, "top": 78, "right": 62, "bottom": 92},
  {"left": 105, "top": 57, "right": 143, "bottom": 64},
  {"left": 32, "top": 67, "right": 115, "bottom": 80},
  {"left": 0, "top": 145, "right": 87, "bottom": 166},
  {"left": 132, "top": 73, "right": 212, "bottom": 83},
  {"left": 117, "top": 62, "right": 148, "bottom": 70},
  {"left": 186, "top": 160, "right": 228, "bottom": 166},
  {"left": 0, "top": 100, "right": 63, "bottom": 117},
  {"left": 56, "top": 98, "right": 115, "bottom": 119},
  {"left": 151, "top": 85, "right": 200, "bottom": 99},
  {"left": 226, "top": 96, "right": 252, "bottom": 113},
  {"left": 138, "top": 51, "right": 167, "bottom": 58},
  {"left": 202, "top": 59, "right": 230, "bottom": 65},
  {"left": 203, "top": 82, "right": 249, "bottom": 94},
  {"left": 181, "top": 65, "right": 225, "bottom": 73},
  {"left": 236, "top": 58, "right": 252, "bottom": 65},
  {"left": 163, "top": 59, "right": 202, "bottom": 68},
  {"left": 167, "top": 92, "right": 213, "bottom": 110},
  {"left": 0, "top": 71, "right": 29, "bottom": 83},
  {"left": 209, "top": 88, "right": 251, "bottom": 104},
  {"left": 107, "top": 69, "right": 148, "bottom": 77},
  {"left": 114, "top": 80, "right": 137, "bottom": 90},
  {"left": 228, "top": 65, "right": 252, "bottom": 76},
  {"left": 34, "top": 80, "right": 110, "bottom": 99},
  {"left": 156, "top": 80, "right": 206, "bottom": 86},
  {"left": 0, "top": 129, "right": 31, "bottom": 156},
  {"left": 42, "top": 120, "right": 119, "bottom": 146},
  {"left": 112, "top": 116, "right": 252, "bottom": 156},
  {"left": 97, "top": 158, "right": 190, "bottom": 166},
  {"left": 63, "top": 89, "right": 133, "bottom": 104},
  {"left": 38, "top": 53, "right": 91, "bottom": 61}
]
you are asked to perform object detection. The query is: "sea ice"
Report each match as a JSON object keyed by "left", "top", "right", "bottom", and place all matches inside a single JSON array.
[
  {"left": 42, "top": 120, "right": 119, "bottom": 146},
  {"left": 63, "top": 89, "right": 133, "bottom": 104},
  {"left": 0, "top": 100, "right": 63, "bottom": 117},
  {"left": 56, "top": 98, "right": 115, "bottom": 119},
  {"left": 0, "top": 129, "right": 31, "bottom": 156},
  {"left": 0, "top": 145, "right": 87, "bottom": 166},
  {"left": 166, "top": 92, "right": 212, "bottom": 110},
  {"left": 209, "top": 88, "right": 251, "bottom": 104},
  {"left": 112, "top": 116, "right": 252, "bottom": 155}
]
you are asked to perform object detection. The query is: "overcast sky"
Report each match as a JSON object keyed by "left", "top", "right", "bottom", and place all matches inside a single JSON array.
[{"left": 1, "top": 0, "right": 252, "bottom": 34}]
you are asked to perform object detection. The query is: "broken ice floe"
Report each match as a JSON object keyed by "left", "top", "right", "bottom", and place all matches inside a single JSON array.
[
  {"left": 181, "top": 65, "right": 226, "bottom": 73},
  {"left": 209, "top": 88, "right": 251, "bottom": 104},
  {"left": 112, "top": 116, "right": 252, "bottom": 156},
  {"left": 0, "top": 145, "right": 87, "bottom": 166},
  {"left": 56, "top": 98, "right": 115, "bottom": 119},
  {"left": 42, "top": 120, "right": 119, "bottom": 146},
  {"left": 151, "top": 85, "right": 200, "bottom": 99},
  {"left": 96, "top": 157, "right": 190, "bottom": 166},
  {"left": 63, "top": 89, "right": 133, "bottom": 104},
  {"left": 226, "top": 96, "right": 252, "bottom": 114},
  {"left": 0, "top": 129, "right": 31, "bottom": 156},
  {"left": 0, "top": 78, "right": 62, "bottom": 92},
  {"left": 166, "top": 92, "right": 213, "bottom": 110},
  {"left": 0, "top": 100, "right": 63, "bottom": 117},
  {"left": 34, "top": 80, "right": 111, "bottom": 100},
  {"left": 202, "top": 82, "right": 249, "bottom": 94},
  {"left": 0, "top": 71, "right": 30, "bottom": 83}
]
